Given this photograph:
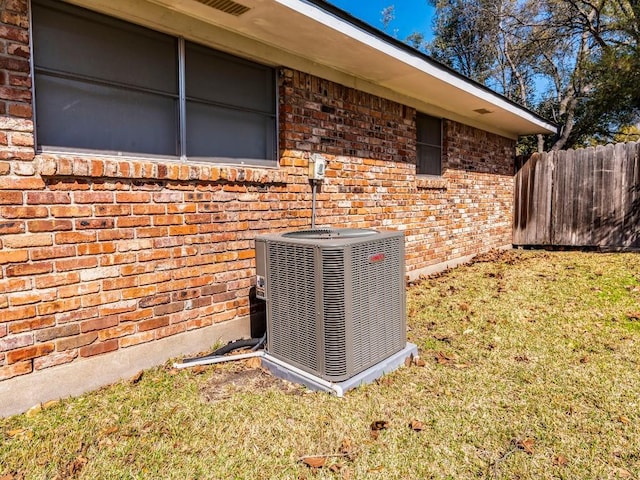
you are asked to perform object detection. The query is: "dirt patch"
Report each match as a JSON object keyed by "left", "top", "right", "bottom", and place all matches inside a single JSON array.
[{"left": 201, "top": 363, "right": 304, "bottom": 402}]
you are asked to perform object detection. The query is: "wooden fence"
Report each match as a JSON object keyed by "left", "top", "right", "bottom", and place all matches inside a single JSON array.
[{"left": 513, "top": 142, "right": 640, "bottom": 249}]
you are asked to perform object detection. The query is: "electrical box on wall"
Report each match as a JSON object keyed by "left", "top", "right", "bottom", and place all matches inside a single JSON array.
[{"left": 308, "top": 154, "right": 326, "bottom": 180}]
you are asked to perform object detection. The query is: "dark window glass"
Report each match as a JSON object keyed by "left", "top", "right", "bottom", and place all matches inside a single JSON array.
[
  {"left": 32, "top": 0, "right": 277, "bottom": 164},
  {"left": 33, "top": 1, "right": 178, "bottom": 94},
  {"left": 185, "top": 42, "right": 276, "bottom": 162},
  {"left": 416, "top": 113, "right": 442, "bottom": 176},
  {"left": 186, "top": 42, "right": 274, "bottom": 113},
  {"left": 35, "top": 76, "right": 178, "bottom": 156}
]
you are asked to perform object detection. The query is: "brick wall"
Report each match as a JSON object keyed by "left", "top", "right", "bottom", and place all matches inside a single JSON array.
[{"left": 0, "top": 2, "right": 515, "bottom": 394}]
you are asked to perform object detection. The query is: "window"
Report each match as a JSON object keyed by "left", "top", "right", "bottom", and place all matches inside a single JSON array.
[
  {"left": 32, "top": 0, "right": 277, "bottom": 165},
  {"left": 416, "top": 113, "right": 442, "bottom": 176}
]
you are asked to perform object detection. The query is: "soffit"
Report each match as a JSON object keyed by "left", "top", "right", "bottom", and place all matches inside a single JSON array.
[{"left": 66, "top": 0, "right": 557, "bottom": 139}]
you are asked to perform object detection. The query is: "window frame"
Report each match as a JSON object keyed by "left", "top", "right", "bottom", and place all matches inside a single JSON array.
[
  {"left": 415, "top": 112, "right": 443, "bottom": 177},
  {"left": 30, "top": 0, "right": 278, "bottom": 167}
]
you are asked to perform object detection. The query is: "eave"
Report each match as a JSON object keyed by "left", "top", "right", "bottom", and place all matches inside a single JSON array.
[{"left": 65, "top": 0, "right": 557, "bottom": 140}]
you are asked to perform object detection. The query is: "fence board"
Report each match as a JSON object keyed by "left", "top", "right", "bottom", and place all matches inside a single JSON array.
[{"left": 513, "top": 141, "right": 640, "bottom": 249}]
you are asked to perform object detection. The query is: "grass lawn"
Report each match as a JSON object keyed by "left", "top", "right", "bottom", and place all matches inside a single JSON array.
[{"left": 1, "top": 250, "right": 640, "bottom": 479}]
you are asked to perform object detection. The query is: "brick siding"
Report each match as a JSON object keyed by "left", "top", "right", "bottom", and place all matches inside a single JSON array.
[{"left": 0, "top": 2, "right": 515, "bottom": 383}]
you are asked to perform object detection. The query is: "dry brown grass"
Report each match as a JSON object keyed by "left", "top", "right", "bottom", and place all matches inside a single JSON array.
[{"left": 1, "top": 250, "right": 639, "bottom": 479}]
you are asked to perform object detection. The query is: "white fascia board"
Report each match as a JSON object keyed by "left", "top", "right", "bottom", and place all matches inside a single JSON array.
[{"left": 274, "top": 0, "right": 556, "bottom": 135}]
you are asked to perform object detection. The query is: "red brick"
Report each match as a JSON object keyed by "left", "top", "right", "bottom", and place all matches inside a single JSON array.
[
  {"left": 9, "top": 73, "right": 31, "bottom": 87},
  {"left": 79, "top": 339, "right": 118, "bottom": 357},
  {"left": 155, "top": 323, "right": 186, "bottom": 340},
  {"left": 1, "top": 206, "right": 48, "bottom": 218},
  {"left": 0, "top": 249, "right": 27, "bottom": 264},
  {"left": 27, "top": 219, "right": 73, "bottom": 232},
  {"left": 117, "top": 216, "right": 151, "bottom": 228},
  {"left": 80, "top": 315, "right": 119, "bottom": 333},
  {"left": 95, "top": 204, "right": 130, "bottom": 216},
  {"left": 137, "top": 249, "right": 171, "bottom": 262},
  {"left": 137, "top": 226, "right": 168, "bottom": 238},
  {"left": 119, "top": 308, "right": 153, "bottom": 322},
  {"left": 169, "top": 225, "right": 197, "bottom": 236},
  {"left": 99, "top": 300, "right": 137, "bottom": 317},
  {"left": 73, "top": 191, "right": 114, "bottom": 203},
  {"left": 119, "top": 331, "right": 154, "bottom": 348},
  {"left": 37, "top": 298, "right": 81, "bottom": 315},
  {"left": 10, "top": 290, "right": 55, "bottom": 307},
  {"left": 0, "top": 278, "right": 30, "bottom": 294},
  {"left": 81, "top": 290, "right": 121, "bottom": 308},
  {"left": 55, "top": 256, "right": 98, "bottom": 272},
  {"left": 0, "top": 191, "right": 22, "bottom": 204},
  {"left": 98, "top": 324, "right": 135, "bottom": 341},
  {"left": 35, "top": 324, "right": 80, "bottom": 342},
  {"left": 57, "top": 280, "right": 100, "bottom": 299},
  {"left": 154, "top": 302, "right": 185, "bottom": 316},
  {"left": 115, "top": 192, "right": 151, "bottom": 203},
  {"left": 7, "top": 103, "right": 31, "bottom": 118},
  {"left": 0, "top": 176, "right": 44, "bottom": 190},
  {"left": 34, "top": 350, "right": 78, "bottom": 370},
  {"left": 168, "top": 203, "right": 196, "bottom": 214},
  {"left": 26, "top": 192, "right": 70, "bottom": 204},
  {"left": 153, "top": 192, "right": 182, "bottom": 203},
  {"left": 0, "top": 360, "right": 31, "bottom": 380},
  {"left": 3, "top": 233, "right": 52, "bottom": 248},
  {"left": 137, "top": 316, "right": 169, "bottom": 332},
  {"left": 34, "top": 271, "right": 79, "bottom": 289},
  {"left": 7, "top": 342, "right": 54, "bottom": 364},
  {"left": 56, "top": 332, "right": 98, "bottom": 351},
  {"left": 31, "top": 245, "right": 76, "bottom": 261},
  {"left": 0, "top": 333, "right": 32, "bottom": 352},
  {"left": 10, "top": 131, "right": 33, "bottom": 146},
  {"left": 8, "top": 315, "right": 55, "bottom": 334},
  {"left": 55, "top": 231, "right": 96, "bottom": 244},
  {"left": 6, "top": 1, "right": 29, "bottom": 15},
  {"left": 6, "top": 262, "right": 52, "bottom": 277},
  {"left": 133, "top": 204, "right": 165, "bottom": 215},
  {"left": 75, "top": 218, "right": 114, "bottom": 230},
  {"left": 49, "top": 205, "right": 92, "bottom": 217},
  {"left": 122, "top": 285, "right": 156, "bottom": 300},
  {"left": 98, "top": 229, "right": 134, "bottom": 241},
  {"left": 56, "top": 306, "right": 98, "bottom": 324},
  {"left": 77, "top": 242, "right": 116, "bottom": 255},
  {"left": 0, "top": 56, "right": 29, "bottom": 73},
  {"left": 153, "top": 215, "right": 183, "bottom": 226}
]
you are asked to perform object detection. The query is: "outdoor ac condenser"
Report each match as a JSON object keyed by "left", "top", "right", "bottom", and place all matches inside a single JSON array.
[{"left": 255, "top": 228, "right": 406, "bottom": 382}]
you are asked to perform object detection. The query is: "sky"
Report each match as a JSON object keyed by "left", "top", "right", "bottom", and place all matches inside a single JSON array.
[{"left": 327, "top": 0, "right": 436, "bottom": 43}]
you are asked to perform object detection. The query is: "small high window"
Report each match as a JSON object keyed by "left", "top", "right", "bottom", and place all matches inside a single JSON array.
[
  {"left": 416, "top": 113, "right": 442, "bottom": 176},
  {"left": 32, "top": 0, "right": 277, "bottom": 166}
]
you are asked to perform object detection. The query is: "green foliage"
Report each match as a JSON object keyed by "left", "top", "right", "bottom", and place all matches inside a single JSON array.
[{"left": 427, "top": 0, "right": 640, "bottom": 150}]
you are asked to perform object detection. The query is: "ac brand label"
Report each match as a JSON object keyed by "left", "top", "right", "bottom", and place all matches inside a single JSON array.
[{"left": 369, "top": 252, "right": 385, "bottom": 263}]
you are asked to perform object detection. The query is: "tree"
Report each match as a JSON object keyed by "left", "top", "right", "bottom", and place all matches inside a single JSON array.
[{"left": 426, "top": 0, "right": 640, "bottom": 152}]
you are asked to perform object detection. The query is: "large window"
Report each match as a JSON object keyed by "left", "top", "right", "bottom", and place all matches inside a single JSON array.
[
  {"left": 32, "top": 0, "right": 277, "bottom": 165},
  {"left": 416, "top": 113, "right": 442, "bottom": 176}
]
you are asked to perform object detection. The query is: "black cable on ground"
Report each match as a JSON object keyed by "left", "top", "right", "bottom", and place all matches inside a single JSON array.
[{"left": 181, "top": 337, "right": 263, "bottom": 364}]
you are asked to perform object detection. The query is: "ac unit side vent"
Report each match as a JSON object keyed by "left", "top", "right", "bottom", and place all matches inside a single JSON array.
[
  {"left": 267, "top": 243, "right": 318, "bottom": 372},
  {"left": 194, "top": 0, "right": 251, "bottom": 16},
  {"left": 322, "top": 249, "right": 347, "bottom": 378},
  {"left": 350, "top": 238, "right": 404, "bottom": 372}
]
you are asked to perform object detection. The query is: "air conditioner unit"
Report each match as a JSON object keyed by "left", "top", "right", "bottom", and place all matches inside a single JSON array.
[{"left": 255, "top": 228, "right": 406, "bottom": 382}]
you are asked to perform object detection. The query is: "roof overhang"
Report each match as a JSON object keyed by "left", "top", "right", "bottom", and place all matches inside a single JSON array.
[{"left": 66, "top": 0, "right": 557, "bottom": 140}]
